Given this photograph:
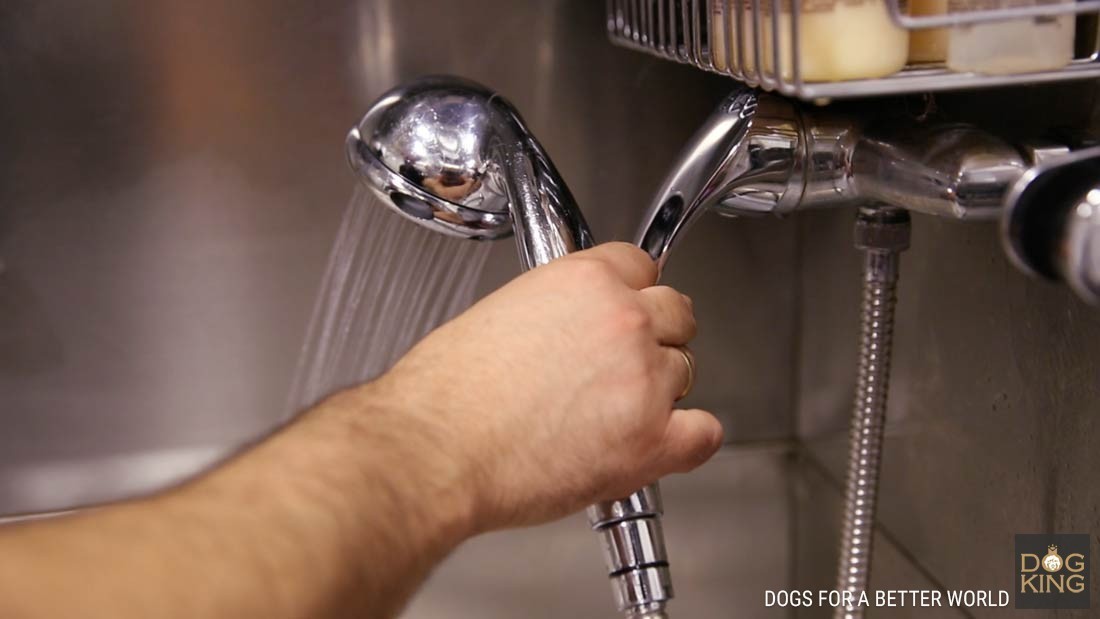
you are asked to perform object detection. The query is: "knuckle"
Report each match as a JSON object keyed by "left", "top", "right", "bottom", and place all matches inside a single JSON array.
[
  {"left": 633, "top": 254, "right": 659, "bottom": 284},
  {"left": 680, "top": 292, "right": 694, "bottom": 311},
  {"left": 605, "top": 242, "right": 657, "bottom": 280},
  {"left": 606, "top": 241, "right": 648, "bottom": 262},
  {"left": 648, "top": 285, "right": 678, "bottom": 300},
  {"left": 568, "top": 258, "right": 615, "bottom": 285},
  {"left": 651, "top": 285, "right": 690, "bottom": 310},
  {"left": 684, "top": 313, "right": 698, "bottom": 340},
  {"left": 614, "top": 304, "right": 652, "bottom": 335},
  {"left": 649, "top": 286, "right": 696, "bottom": 340}
]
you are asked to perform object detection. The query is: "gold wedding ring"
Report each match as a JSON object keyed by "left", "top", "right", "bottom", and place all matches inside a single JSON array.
[{"left": 676, "top": 346, "right": 695, "bottom": 401}]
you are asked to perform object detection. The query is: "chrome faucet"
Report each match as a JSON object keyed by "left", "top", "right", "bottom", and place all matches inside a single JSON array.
[
  {"left": 346, "top": 76, "right": 672, "bottom": 619},
  {"left": 638, "top": 87, "right": 1031, "bottom": 267},
  {"left": 634, "top": 86, "right": 1051, "bottom": 619},
  {"left": 637, "top": 85, "right": 1100, "bottom": 307}
]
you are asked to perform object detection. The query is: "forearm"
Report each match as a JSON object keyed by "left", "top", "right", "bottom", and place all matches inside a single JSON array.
[
  {"left": 0, "top": 382, "right": 476, "bottom": 619},
  {"left": 0, "top": 243, "right": 719, "bottom": 618}
]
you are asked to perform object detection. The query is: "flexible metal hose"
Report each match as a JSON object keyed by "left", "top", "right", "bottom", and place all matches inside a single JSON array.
[{"left": 834, "top": 208, "right": 910, "bottom": 619}]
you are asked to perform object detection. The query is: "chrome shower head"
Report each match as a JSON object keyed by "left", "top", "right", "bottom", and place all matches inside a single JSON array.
[
  {"left": 347, "top": 76, "right": 674, "bottom": 619},
  {"left": 346, "top": 75, "right": 593, "bottom": 268}
]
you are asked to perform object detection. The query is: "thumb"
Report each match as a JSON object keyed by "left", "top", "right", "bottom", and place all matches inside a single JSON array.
[{"left": 654, "top": 408, "right": 724, "bottom": 475}]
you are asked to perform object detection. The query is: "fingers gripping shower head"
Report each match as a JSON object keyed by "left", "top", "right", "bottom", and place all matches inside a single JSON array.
[{"left": 346, "top": 76, "right": 593, "bottom": 269}]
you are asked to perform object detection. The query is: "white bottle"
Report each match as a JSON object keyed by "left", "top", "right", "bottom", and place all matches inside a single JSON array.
[
  {"left": 946, "top": 0, "right": 1075, "bottom": 74},
  {"left": 711, "top": 0, "right": 909, "bottom": 82}
]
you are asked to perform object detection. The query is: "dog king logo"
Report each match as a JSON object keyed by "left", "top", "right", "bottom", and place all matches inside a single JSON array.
[{"left": 1015, "top": 534, "right": 1091, "bottom": 609}]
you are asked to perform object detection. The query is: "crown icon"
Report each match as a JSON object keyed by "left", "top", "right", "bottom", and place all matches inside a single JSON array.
[{"left": 1048, "top": 544, "right": 1059, "bottom": 553}]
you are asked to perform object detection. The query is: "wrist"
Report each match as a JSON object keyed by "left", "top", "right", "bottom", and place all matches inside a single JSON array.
[{"left": 319, "top": 378, "right": 484, "bottom": 544}]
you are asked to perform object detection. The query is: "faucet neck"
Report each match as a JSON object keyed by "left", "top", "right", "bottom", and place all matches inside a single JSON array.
[{"left": 636, "top": 89, "right": 805, "bottom": 268}]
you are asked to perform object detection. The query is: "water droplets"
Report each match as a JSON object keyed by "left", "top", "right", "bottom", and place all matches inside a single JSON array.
[{"left": 285, "top": 187, "right": 490, "bottom": 412}]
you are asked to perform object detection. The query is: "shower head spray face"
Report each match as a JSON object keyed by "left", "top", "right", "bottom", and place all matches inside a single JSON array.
[
  {"left": 346, "top": 76, "right": 513, "bottom": 240},
  {"left": 347, "top": 76, "right": 592, "bottom": 267}
]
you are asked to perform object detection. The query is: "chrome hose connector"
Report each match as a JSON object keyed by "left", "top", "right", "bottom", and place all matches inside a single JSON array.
[{"left": 587, "top": 483, "right": 673, "bottom": 618}]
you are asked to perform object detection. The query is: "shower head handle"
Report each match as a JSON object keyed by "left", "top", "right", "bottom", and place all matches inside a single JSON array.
[{"left": 347, "top": 76, "right": 671, "bottom": 619}]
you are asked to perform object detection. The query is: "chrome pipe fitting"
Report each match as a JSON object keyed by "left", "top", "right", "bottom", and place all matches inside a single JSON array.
[
  {"left": 587, "top": 484, "right": 673, "bottom": 618},
  {"left": 1004, "top": 144, "right": 1100, "bottom": 305},
  {"left": 852, "top": 124, "right": 1028, "bottom": 221}
]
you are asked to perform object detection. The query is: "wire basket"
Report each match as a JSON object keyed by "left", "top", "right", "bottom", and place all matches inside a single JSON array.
[{"left": 607, "top": 0, "right": 1100, "bottom": 101}]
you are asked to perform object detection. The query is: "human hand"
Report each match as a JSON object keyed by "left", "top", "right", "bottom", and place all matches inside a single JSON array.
[
  {"left": 367, "top": 242, "right": 723, "bottom": 532},
  {"left": 0, "top": 242, "right": 723, "bottom": 619}
]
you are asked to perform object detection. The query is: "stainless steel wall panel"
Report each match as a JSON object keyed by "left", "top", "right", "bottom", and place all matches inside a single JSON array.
[{"left": 0, "top": 1, "right": 799, "bottom": 514}]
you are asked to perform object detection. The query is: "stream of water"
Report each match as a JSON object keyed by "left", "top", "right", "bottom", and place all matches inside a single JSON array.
[{"left": 286, "top": 187, "right": 491, "bottom": 412}]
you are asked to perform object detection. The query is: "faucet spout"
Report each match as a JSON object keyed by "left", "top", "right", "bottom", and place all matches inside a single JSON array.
[{"left": 637, "top": 89, "right": 804, "bottom": 267}]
